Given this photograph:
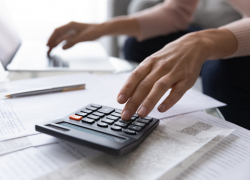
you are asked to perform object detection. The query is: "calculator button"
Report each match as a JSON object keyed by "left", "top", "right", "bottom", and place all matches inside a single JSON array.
[
  {"left": 119, "top": 119, "right": 132, "bottom": 124},
  {"left": 81, "top": 109, "right": 92, "bottom": 114},
  {"left": 130, "top": 116, "right": 137, "bottom": 121},
  {"left": 106, "top": 115, "right": 119, "bottom": 121},
  {"left": 75, "top": 112, "right": 88, "bottom": 117},
  {"left": 82, "top": 117, "right": 95, "bottom": 124},
  {"left": 142, "top": 116, "right": 153, "bottom": 121},
  {"left": 111, "top": 125, "right": 122, "bottom": 131},
  {"left": 69, "top": 114, "right": 82, "bottom": 121},
  {"left": 114, "top": 122, "right": 129, "bottom": 128},
  {"left": 128, "top": 125, "right": 142, "bottom": 132},
  {"left": 86, "top": 107, "right": 98, "bottom": 111},
  {"left": 92, "top": 112, "right": 105, "bottom": 118},
  {"left": 87, "top": 115, "right": 100, "bottom": 121},
  {"left": 137, "top": 119, "right": 150, "bottom": 125},
  {"left": 91, "top": 104, "right": 102, "bottom": 108},
  {"left": 132, "top": 122, "right": 146, "bottom": 128},
  {"left": 133, "top": 114, "right": 139, "bottom": 118},
  {"left": 101, "top": 118, "right": 114, "bottom": 125},
  {"left": 124, "top": 129, "right": 136, "bottom": 135},
  {"left": 115, "top": 109, "right": 122, "bottom": 114},
  {"left": 111, "top": 112, "right": 121, "bottom": 117},
  {"left": 97, "top": 107, "right": 115, "bottom": 115},
  {"left": 97, "top": 122, "right": 108, "bottom": 127}
]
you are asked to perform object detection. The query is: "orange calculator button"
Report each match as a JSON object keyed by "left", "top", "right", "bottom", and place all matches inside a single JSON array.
[{"left": 69, "top": 114, "right": 82, "bottom": 121}]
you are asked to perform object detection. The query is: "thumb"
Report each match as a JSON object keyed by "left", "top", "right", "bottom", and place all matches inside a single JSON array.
[{"left": 62, "top": 37, "right": 79, "bottom": 49}]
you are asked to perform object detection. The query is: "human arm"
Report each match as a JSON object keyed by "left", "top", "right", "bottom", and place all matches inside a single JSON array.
[
  {"left": 46, "top": 17, "right": 140, "bottom": 54},
  {"left": 47, "top": 0, "right": 199, "bottom": 54}
]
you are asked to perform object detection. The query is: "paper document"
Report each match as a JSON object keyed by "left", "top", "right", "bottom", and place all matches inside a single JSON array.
[
  {"left": 0, "top": 142, "right": 100, "bottom": 180},
  {"left": 0, "top": 136, "right": 32, "bottom": 156},
  {"left": 175, "top": 112, "right": 250, "bottom": 180},
  {"left": 37, "top": 114, "right": 230, "bottom": 180},
  {"left": 28, "top": 133, "right": 62, "bottom": 147},
  {"left": 149, "top": 89, "right": 226, "bottom": 119},
  {"left": 160, "top": 112, "right": 234, "bottom": 180},
  {"left": 0, "top": 133, "right": 62, "bottom": 156},
  {"left": 0, "top": 100, "right": 25, "bottom": 137}
]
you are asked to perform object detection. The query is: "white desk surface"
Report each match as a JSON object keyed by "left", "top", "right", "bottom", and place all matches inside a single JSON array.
[{"left": 0, "top": 57, "right": 224, "bottom": 120}]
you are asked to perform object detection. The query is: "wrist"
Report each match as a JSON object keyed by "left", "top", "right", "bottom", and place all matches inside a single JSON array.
[
  {"left": 178, "top": 31, "right": 214, "bottom": 63},
  {"left": 99, "top": 17, "right": 140, "bottom": 37},
  {"left": 189, "top": 29, "right": 238, "bottom": 60}
]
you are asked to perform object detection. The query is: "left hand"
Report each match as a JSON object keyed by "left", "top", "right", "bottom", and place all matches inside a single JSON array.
[{"left": 117, "top": 32, "right": 214, "bottom": 120}]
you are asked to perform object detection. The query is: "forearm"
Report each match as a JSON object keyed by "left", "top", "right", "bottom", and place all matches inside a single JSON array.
[
  {"left": 98, "top": 16, "right": 141, "bottom": 38},
  {"left": 187, "top": 29, "right": 238, "bottom": 60}
]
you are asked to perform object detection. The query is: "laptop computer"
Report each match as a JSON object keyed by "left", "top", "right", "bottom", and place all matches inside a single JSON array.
[{"left": 0, "top": 1, "right": 118, "bottom": 72}]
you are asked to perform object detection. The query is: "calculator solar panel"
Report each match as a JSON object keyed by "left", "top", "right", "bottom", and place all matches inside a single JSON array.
[{"left": 35, "top": 104, "right": 159, "bottom": 156}]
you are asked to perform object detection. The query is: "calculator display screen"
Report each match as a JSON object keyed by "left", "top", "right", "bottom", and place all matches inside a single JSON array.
[{"left": 59, "top": 122, "right": 128, "bottom": 143}]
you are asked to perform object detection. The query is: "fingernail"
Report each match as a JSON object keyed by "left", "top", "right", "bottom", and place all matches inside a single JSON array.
[
  {"left": 158, "top": 104, "right": 166, "bottom": 112},
  {"left": 138, "top": 107, "right": 147, "bottom": 117},
  {"left": 117, "top": 94, "right": 126, "bottom": 103},
  {"left": 121, "top": 110, "right": 130, "bottom": 120}
]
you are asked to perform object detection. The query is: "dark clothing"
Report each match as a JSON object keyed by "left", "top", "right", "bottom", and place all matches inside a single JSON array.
[{"left": 123, "top": 30, "right": 250, "bottom": 130}]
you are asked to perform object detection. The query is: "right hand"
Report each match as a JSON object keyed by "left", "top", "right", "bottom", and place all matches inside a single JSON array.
[{"left": 47, "top": 21, "right": 102, "bottom": 54}]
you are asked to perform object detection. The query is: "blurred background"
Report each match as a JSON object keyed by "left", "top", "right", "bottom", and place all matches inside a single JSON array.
[
  {"left": 1, "top": 0, "right": 241, "bottom": 90},
  {"left": 3, "top": 0, "right": 241, "bottom": 59}
]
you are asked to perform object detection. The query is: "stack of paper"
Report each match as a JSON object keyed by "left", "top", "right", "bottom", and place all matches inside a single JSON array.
[
  {"left": 36, "top": 112, "right": 250, "bottom": 180},
  {"left": 0, "top": 72, "right": 249, "bottom": 180}
]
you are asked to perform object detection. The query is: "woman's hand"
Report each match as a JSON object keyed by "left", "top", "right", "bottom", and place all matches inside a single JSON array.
[
  {"left": 46, "top": 17, "right": 140, "bottom": 55},
  {"left": 47, "top": 22, "right": 103, "bottom": 54},
  {"left": 117, "top": 29, "right": 237, "bottom": 120}
]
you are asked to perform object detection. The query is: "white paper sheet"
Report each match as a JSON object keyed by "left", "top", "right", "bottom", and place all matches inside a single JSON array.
[
  {"left": 0, "top": 141, "right": 100, "bottom": 180},
  {"left": 174, "top": 112, "right": 250, "bottom": 180},
  {"left": 149, "top": 89, "right": 226, "bottom": 119},
  {"left": 2, "top": 72, "right": 225, "bottom": 142},
  {"left": 0, "top": 100, "right": 29, "bottom": 140},
  {"left": 159, "top": 112, "right": 234, "bottom": 180},
  {"left": 36, "top": 114, "right": 230, "bottom": 180},
  {"left": 0, "top": 136, "right": 32, "bottom": 156},
  {"left": 0, "top": 133, "right": 63, "bottom": 156},
  {"left": 28, "top": 133, "right": 62, "bottom": 147}
]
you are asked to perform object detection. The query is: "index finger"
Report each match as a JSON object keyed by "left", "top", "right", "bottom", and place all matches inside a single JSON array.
[
  {"left": 117, "top": 61, "right": 151, "bottom": 104},
  {"left": 47, "top": 23, "right": 74, "bottom": 48}
]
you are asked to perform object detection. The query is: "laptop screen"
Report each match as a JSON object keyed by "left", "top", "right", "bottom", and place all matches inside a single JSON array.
[{"left": 0, "top": 2, "right": 21, "bottom": 70}]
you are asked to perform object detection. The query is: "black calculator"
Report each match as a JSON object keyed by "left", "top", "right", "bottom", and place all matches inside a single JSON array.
[{"left": 35, "top": 104, "right": 159, "bottom": 156}]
